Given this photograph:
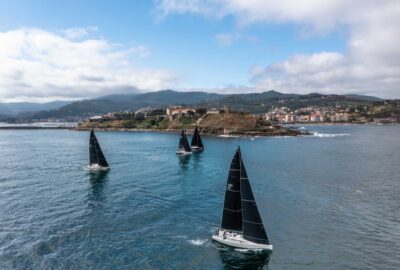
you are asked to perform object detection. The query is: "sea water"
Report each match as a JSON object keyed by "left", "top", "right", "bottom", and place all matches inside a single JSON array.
[{"left": 0, "top": 125, "right": 399, "bottom": 269}]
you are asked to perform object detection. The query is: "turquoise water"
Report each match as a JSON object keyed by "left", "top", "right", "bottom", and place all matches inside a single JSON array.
[{"left": 0, "top": 125, "right": 399, "bottom": 269}]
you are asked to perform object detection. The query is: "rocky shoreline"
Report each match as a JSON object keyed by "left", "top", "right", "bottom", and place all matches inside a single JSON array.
[
  {"left": 74, "top": 126, "right": 309, "bottom": 137},
  {"left": 75, "top": 112, "right": 311, "bottom": 137}
]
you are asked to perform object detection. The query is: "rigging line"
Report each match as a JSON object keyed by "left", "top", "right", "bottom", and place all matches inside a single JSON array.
[
  {"left": 224, "top": 208, "right": 242, "bottom": 212},
  {"left": 243, "top": 219, "right": 263, "bottom": 225}
]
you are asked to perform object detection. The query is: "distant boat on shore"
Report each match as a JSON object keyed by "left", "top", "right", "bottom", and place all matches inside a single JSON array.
[
  {"left": 176, "top": 129, "right": 192, "bottom": 155},
  {"left": 88, "top": 130, "right": 110, "bottom": 170},
  {"left": 191, "top": 126, "right": 204, "bottom": 152},
  {"left": 212, "top": 147, "right": 272, "bottom": 251}
]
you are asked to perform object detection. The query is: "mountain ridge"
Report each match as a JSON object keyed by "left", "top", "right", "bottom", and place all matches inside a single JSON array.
[
  {"left": 0, "top": 90, "right": 383, "bottom": 120},
  {"left": 0, "top": 101, "right": 71, "bottom": 115}
]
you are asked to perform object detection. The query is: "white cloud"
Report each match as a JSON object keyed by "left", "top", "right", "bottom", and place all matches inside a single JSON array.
[
  {"left": 154, "top": 0, "right": 223, "bottom": 21},
  {"left": 0, "top": 28, "right": 178, "bottom": 102},
  {"left": 156, "top": 0, "right": 400, "bottom": 98},
  {"left": 63, "top": 26, "right": 99, "bottom": 40},
  {"left": 64, "top": 27, "right": 88, "bottom": 39},
  {"left": 128, "top": 45, "right": 151, "bottom": 59}
]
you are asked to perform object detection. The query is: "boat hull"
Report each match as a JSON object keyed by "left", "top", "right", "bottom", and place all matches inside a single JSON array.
[
  {"left": 191, "top": 146, "right": 204, "bottom": 152},
  {"left": 86, "top": 164, "right": 110, "bottom": 171},
  {"left": 212, "top": 229, "right": 273, "bottom": 251}
]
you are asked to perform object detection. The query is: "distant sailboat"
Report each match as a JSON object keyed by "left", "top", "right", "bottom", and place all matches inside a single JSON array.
[
  {"left": 176, "top": 129, "right": 192, "bottom": 155},
  {"left": 212, "top": 147, "right": 272, "bottom": 250},
  {"left": 88, "top": 130, "right": 110, "bottom": 170},
  {"left": 190, "top": 126, "right": 204, "bottom": 152}
]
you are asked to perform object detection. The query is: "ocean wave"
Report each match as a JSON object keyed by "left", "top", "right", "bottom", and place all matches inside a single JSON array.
[
  {"left": 234, "top": 248, "right": 251, "bottom": 252},
  {"left": 312, "top": 132, "right": 350, "bottom": 138},
  {"left": 299, "top": 126, "right": 306, "bottom": 130}
]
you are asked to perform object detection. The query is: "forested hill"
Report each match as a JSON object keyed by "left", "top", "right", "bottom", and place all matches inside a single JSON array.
[{"left": 3, "top": 89, "right": 382, "bottom": 120}]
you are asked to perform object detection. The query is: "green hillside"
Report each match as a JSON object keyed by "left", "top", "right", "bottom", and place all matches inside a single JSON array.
[
  {"left": 6, "top": 90, "right": 383, "bottom": 120},
  {"left": 199, "top": 92, "right": 376, "bottom": 113},
  {"left": 27, "top": 90, "right": 224, "bottom": 119}
]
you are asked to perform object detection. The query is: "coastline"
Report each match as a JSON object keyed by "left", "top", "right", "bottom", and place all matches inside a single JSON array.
[
  {"left": 74, "top": 126, "right": 309, "bottom": 137},
  {"left": 283, "top": 122, "right": 400, "bottom": 127},
  {"left": 0, "top": 126, "right": 71, "bottom": 130},
  {"left": 74, "top": 112, "right": 311, "bottom": 137},
  {"left": 0, "top": 122, "right": 396, "bottom": 132}
]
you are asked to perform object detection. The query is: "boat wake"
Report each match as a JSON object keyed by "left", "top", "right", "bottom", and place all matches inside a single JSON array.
[
  {"left": 83, "top": 166, "right": 93, "bottom": 171},
  {"left": 188, "top": 239, "right": 208, "bottom": 246},
  {"left": 312, "top": 132, "right": 350, "bottom": 138},
  {"left": 234, "top": 248, "right": 251, "bottom": 252},
  {"left": 218, "top": 135, "right": 240, "bottom": 138},
  {"left": 83, "top": 165, "right": 109, "bottom": 171}
]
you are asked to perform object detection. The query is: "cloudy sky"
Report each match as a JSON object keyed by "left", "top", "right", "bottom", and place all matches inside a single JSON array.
[{"left": 0, "top": 0, "right": 399, "bottom": 102}]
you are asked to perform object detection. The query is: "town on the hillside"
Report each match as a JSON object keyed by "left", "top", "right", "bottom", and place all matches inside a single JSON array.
[{"left": 87, "top": 100, "right": 400, "bottom": 126}]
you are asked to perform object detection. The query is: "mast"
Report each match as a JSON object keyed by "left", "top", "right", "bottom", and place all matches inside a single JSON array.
[
  {"left": 239, "top": 149, "right": 270, "bottom": 244},
  {"left": 191, "top": 126, "right": 204, "bottom": 148},
  {"left": 89, "top": 130, "right": 109, "bottom": 167},
  {"left": 89, "top": 130, "right": 97, "bottom": 165},
  {"left": 220, "top": 148, "right": 242, "bottom": 231}
]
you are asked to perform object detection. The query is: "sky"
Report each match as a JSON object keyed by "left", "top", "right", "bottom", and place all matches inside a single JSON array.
[{"left": 0, "top": 0, "right": 399, "bottom": 102}]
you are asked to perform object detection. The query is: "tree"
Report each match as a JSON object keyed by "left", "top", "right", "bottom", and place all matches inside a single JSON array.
[
  {"left": 134, "top": 113, "right": 145, "bottom": 121},
  {"left": 195, "top": 108, "right": 207, "bottom": 116}
]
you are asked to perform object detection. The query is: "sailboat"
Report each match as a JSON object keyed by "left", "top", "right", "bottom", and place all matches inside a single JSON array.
[
  {"left": 176, "top": 129, "right": 192, "bottom": 155},
  {"left": 190, "top": 126, "right": 204, "bottom": 152},
  {"left": 88, "top": 130, "right": 110, "bottom": 170},
  {"left": 212, "top": 147, "right": 272, "bottom": 251}
]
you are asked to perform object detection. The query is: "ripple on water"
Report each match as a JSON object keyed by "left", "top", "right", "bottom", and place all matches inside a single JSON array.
[{"left": 0, "top": 127, "right": 400, "bottom": 269}]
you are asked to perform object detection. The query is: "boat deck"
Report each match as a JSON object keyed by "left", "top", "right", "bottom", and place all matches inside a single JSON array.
[{"left": 212, "top": 229, "right": 273, "bottom": 251}]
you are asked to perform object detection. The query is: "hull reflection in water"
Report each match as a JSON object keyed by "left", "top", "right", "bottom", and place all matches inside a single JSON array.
[
  {"left": 217, "top": 244, "right": 270, "bottom": 270},
  {"left": 88, "top": 170, "right": 109, "bottom": 203},
  {"left": 178, "top": 154, "right": 191, "bottom": 168},
  {"left": 89, "top": 130, "right": 110, "bottom": 170}
]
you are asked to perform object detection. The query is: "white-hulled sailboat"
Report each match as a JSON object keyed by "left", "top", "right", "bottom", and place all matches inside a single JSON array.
[
  {"left": 88, "top": 130, "right": 110, "bottom": 171},
  {"left": 190, "top": 126, "right": 204, "bottom": 152},
  {"left": 212, "top": 147, "right": 272, "bottom": 251},
  {"left": 176, "top": 129, "right": 192, "bottom": 155}
]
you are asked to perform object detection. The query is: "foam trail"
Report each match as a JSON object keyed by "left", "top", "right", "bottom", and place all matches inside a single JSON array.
[
  {"left": 188, "top": 239, "right": 208, "bottom": 246},
  {"left": 234, "top": 248, "right": 251, "bottom": 252},
  {"left": 312, "top": 132, "right": 350, "bottom": 138},
  {"left": 218, "top": 135, "right": 240, "bottom": 138}
]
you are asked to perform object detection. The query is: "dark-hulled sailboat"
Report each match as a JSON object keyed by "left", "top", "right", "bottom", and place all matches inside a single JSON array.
[
  {"left": 88, "top": 130, "right": 109, "bottom": 170},
  {"left": 190, "top": 126, "right": 204, "bottom": 152},
  {"left": 176, "top": 129, "right": 192, "bottom": 155},
  {"left": 212, "top": 147, "right": 272, "bottom": 250}
]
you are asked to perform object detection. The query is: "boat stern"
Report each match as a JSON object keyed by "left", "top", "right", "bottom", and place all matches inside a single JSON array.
[
  {"left": 212, "top": 229, "right": 273, "bottom": 251},
  {"left": 191, "top": 146, "right": 204, "bottom": 152},
  {"left": 87, "top": 164, "right": 110, "bottom": 171}
]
